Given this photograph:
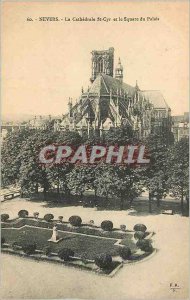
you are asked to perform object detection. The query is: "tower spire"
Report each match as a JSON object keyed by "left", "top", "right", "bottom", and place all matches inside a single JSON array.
[{"left": 115, "top": 57, "right": 123, "bottom": 83}]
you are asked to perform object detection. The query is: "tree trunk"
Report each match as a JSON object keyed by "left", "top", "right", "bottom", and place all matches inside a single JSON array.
[
  {"left": 43, "top": 187, "right": 47, "bottom": 200},
  {"left": 35, "top": 183, "right": 39, "bottom": 194},
  {"left": 186, "top": 195, "right": 189, "bottom": 211},
  {"left": 156, "top": 196, "right": 160, "bottom": 208},
  {"left": 57, "top": 184, "right": 60, "bottom": 195},
  {"left": 94, "top": 189, "right": 98, "bottom": 206},
  {"left": 181, "top": 192, "right": 184, "bottom": 215},
  {"left": 129, "top": 197, "right": 134, "bottom": 207},
  {"left": 120, "top": 197, "right": 124, "bottom": 210},
  {"left": 80, "top": 192, "right": 83, "bottom": 201},
  {"left": 148, "top": 192, "right": 152, "bottom": 213}
]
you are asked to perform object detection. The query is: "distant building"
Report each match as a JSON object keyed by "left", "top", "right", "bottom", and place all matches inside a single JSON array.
[
  {"left": 172, "top": 112, "right": 189, "bottom": 142},
  {"left": 27, "top": 115, "right": 56, "bottom": 130},
  {"left": 1, "top": 121, "right": 26, "bottom": 139},
  {"left": 58, "top": 47, "right": 172, "bottom": 139}
]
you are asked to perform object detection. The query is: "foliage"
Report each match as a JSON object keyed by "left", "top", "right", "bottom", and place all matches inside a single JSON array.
[
  {"left": 133, "top": 224, "right": 147, "bottom": 232},
  {"left": 94, "top": 253, "right": 112, "bottom": 269},
  {"left": 103, "top": 125, "right": 134, "bottom": 145},
  {"left": 167, "top": 137, "right": 189, "bottom": 214},
  {"left": 12, "top": 242, "right": 20, "bottom": 251},
  {"left": 33, "top": 212, "right": 39, "bottom": 218},
  {"left": 101, "top": 220, "right": 113, "bottom": 231},
  {"left": 134, "top": 231, "right": 145, "bottom": 240},
  {"left": 22, "top": 242, "right": 37, "bottom": 255},
  {"left": 1, "top": 128, "right": 32, "bottom": 186},
  {"left": 1, "top": 237, "right": 5, "bottom": 245},
  {"left": 66, "top": 166, "right": 95, "bottom": 197},
  {"left": 1, "top": 214, "right": 9, "bottom": 222},
  {"left": 120, "top": 225, "right": 126, "bottom": 231},
  {"left": 58, "top": 216, "right": 63, "bottom": 222},
  {"left": 44, "top": 214, "right": 54, "bottom": 222},
  {"left": 58, "top": 248, "right": 74, "bottom": 261},
  {"left": 94, "top": 165, "right": 143, "bottom": 210},
  {"left": 142, "top": 131, "right": 174, "bottom": 209},
  {"left": 118, "top": 247, "right": 132, "bottom": 259},
  {"left": 69, "top": 215, "right": 82, "bottom": 226},
  {"left": 18, "top": 210, "right": 29, "bottom": 218},
  {"left": 136, "top": 239, "right": 153, "bottom": 252},
  {"left": 43, "top": 246, "right": 52, "bottom": 256}
]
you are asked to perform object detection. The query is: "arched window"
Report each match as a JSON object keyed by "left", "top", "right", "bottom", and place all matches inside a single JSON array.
[{"left": 98, "top": 58, "right": 103, "bottom": 73}]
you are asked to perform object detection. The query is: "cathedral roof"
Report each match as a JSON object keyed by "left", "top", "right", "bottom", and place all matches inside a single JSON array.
[
  {"left": 140, "top": 90, "right": 169, "bottom": 109},
  {"left": 89, "top": 74, "right": 169, "bottom": 109},
  {"left": 89, "top": 73, "right": 136, "bottom": 97}
]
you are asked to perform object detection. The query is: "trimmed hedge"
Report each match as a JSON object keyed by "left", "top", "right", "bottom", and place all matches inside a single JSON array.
[
  {"left": 58, "top": 248, "right": 74, "bottom": 261},
  {"left": 33, "top": 212, "right": 39, "bottom": 219},
  {"left": 120, "top": 225, "right": 126, "bottom": 231},
  {"left": 1, "top": 214, "right": 9, "bottom": 222},
  {"left": 134, "top": 231, "right": 146, "bottom": 240},
  {"left": 101, "top": 220, "right": 113, "bottom": 231},
  {"left": 95, "top": 253, "right": 112, "bottom": 269},
  {"left": 43, "top": 246, "right": 51, "bottom": 256},
  {"left": 119, "top": 247, "right": 132, "bottom": 260},
  {"left": 58, "top": 216, "right": 63, "bottom": 222},
  {"left": 44, "top": 214, "right": 54, "bottom": 222},
  {"left": 133, "top": 224, "right": 147, "bottom": 232},
  {"left": 18, "top": 210, "right": 29, "bottom": 218},
  {"left": 1, "top": 237, "right": 5, "bottom": 245},
  {"left": 12, "top": 242, "right": 20, "bottom": 251},
  {"left": 22, "top": 243, "right": 37, "bottom": 255},
  {"left": 69, "top": 215, "right": 82, "bottom": 227},
  {"left": 136, "top": 239, "right": 153, "bottom": 252}
]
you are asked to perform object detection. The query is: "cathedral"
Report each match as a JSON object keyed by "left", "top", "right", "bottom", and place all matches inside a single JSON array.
[{"left": 55, "top": 47, "right": 171, "bottom": 138}]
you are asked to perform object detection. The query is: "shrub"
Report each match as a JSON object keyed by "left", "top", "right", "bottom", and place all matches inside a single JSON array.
[
  {"left": 1, "top": 237, "right": 5, "bottom": 245},
  {"left": 95, "top": 253, "right": 112, "bottom": 269},
  {"left": 69, "top": 215, "right": 82, "bottom": 227},
  {"left": 33, "top": 212, "right": 39, "bottom": 219},
  {"left": 18, "top": 210, "right": 29, "bottom": 218},
  {"left": 12, "top": 242, "right": 20, "bottom": 251},
  {"left": 22, "top": 243, "right": 37, "bottom": 255},
  {"left": 119, "top": 247, "right": 132, "bottom": 260},
  {"left": 120, "top": 224, "right": 126, "bottom": 231},
  {"left": 81, "top": 253, "right": 88, "bottom": 264},
  {"left": 136, "top": 239, "right": 153, "bottom": 252},
  {"left": 133, "top": 224, "right": 147, "bottom": 232},
  {"left": 43, "top": 246, "right": 51, "bottom": 256},
  {"left": 101, "top": 220, "right": 113, "bottom": 231},
  {"left": 58, "top": 248, "right": 74, "bottom": 261},
  {"left": 58, "top": 216, "right": 63, "bottom": 222},
  {"left": 1, "top": 214, "right": 9, "bottom": 222},
  {"left": 44, "top": 214, "right": 54, "bottom": 222},
  {"left": 134, "top": 231, "right": 146, "bottom": 240},
  {"left": 89, "top": 220, "right": 95, "bottom": 226}
]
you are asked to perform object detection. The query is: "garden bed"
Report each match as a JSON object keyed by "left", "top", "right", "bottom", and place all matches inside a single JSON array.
[{"left": 1, "top": 216, "right": 155, "bottom": 276}]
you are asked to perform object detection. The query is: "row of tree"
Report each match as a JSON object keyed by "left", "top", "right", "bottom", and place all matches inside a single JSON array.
[{"left": 2, "top": 123, "right": 189, "bottom": 213}]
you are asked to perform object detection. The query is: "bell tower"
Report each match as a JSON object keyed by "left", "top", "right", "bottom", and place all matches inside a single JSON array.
[
  {"left": 115, "top": 58, "right": 123, "bottom": 83},
  {"left": 90, "top": 47, "right": 114, "bottom": 83}
]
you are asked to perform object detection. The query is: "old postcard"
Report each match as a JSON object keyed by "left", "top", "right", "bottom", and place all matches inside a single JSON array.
[{"left": 1, "top": 1, "right": 189, "bottom": 299}]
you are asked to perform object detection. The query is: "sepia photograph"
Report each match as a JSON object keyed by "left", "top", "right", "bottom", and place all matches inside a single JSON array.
[{"left": 1, "top": 1, "right": 189, "bottom": 299}]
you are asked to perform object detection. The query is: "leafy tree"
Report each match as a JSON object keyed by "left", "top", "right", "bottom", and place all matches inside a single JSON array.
[
  {"left": 94, "top": 164, "right": 143, "bottom": 210},
  {"left": 167, "top": 137, "right": 189, "bottom": 215},
  {"left": 143, "top": 132, "right": 172, "bottom": 211},
  {"left": 103, "top": 125, "right": 134, "bottom": 145},
  {"left": 66, "top": 165, "right": 95, "bottom": 198},
  {"left": 1, "top": 128, "right": 34, "bottom": 187}
]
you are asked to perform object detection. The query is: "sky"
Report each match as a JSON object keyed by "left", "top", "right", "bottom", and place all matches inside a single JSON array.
[{"left": 2, "top": 1, "right": 189, "bottom": 119}]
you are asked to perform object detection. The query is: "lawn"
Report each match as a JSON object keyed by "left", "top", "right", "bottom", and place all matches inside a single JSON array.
[{"left": 2, "top": 225, "right": 135, "bottom": 259}]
